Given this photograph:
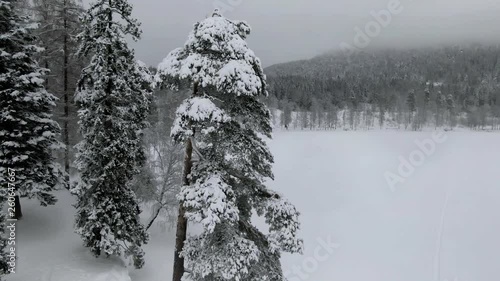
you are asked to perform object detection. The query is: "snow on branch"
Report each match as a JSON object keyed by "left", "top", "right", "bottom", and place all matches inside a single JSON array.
[
  {"left": 182, "top": 231, "right": 260, "bottom": 280},
  {"left": 260, "top": 195, "right": 304, "bottom": 254},
  {"left": 179, "top": 174, "right": 239, "bottom": 233},
  {"left": 171, "top": 96, "right": 230, "bottom": 139},
  {"left": 216, "top": 60, "right": 264, "bottom": 96}
]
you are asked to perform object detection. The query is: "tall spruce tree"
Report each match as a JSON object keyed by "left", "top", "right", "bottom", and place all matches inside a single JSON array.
[
  {"left": 32, "top": 0, "right": 85, "bottom": 185},
  {"left": 446, "top": 94, "right": 456, "bottom": 128},
  {"left": 72, "top": 0, "right": 151, "bottom": 268},
  {"left": 423, "top": 87, "right": 431, "bottom": 125},
  {"left": 157, "top": 10, "right": 303, "bottom": 281},
  {"left": 406, "top": 90, "right": 417, "bottom": 130},
  {"left": 436, "top": 91, "right": 446, "bottom": 128},
  {"left": 0, "top": 0, "right": 63, "bottom": 221}
]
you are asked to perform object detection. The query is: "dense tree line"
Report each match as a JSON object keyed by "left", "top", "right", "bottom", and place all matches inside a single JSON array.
[
  {"left": 22, "top": 0, "right": 86, "bottom": 182},
  {"left": 32, "top": 0, "right": 86, "bottom": 182},
  {"left": 266, "top": 45, "right": 500, "bottom": 130}
]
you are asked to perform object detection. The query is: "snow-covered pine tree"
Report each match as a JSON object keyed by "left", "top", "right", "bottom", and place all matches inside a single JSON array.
[
  {"left": 156, "top": 9, "right": 303, "bottom": 281},
  {"left": 73, "top": 0, "right": 152, "bottom": 269},
  {"left": 423, "top": 87, "right": 431, "bottom": 125},
  {"left": 436, "top": 91, "right": 446, "bottom": 128},
  {"left": 446, "top": 94, "right": 456, "bottom": 128},
  {"left": 0, "top": 0, "right": 63, "bottom": 221},
  {"left": 406, "top": 90, "right": 417, "bottom": 130}
]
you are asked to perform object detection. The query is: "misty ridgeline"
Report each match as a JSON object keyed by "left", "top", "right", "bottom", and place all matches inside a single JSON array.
[{"left": 1, "top": 0, "right": 500, "bottom": 281}]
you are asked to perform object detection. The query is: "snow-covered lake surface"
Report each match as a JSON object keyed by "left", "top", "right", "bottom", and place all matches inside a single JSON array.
[
  {"left": 270, "top": 131, "right": 500, "bottom": 281},
  {"left": 7, "top": 130, "right": 500, "bottom": 281}
]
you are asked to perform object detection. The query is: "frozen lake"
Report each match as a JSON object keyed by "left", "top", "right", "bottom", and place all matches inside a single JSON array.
[
  {"left": 8, "top": 130, "right": 500, "bottom": 281},
  {"left": 270, "top": 130, "right": 500, "bottom": 281}
]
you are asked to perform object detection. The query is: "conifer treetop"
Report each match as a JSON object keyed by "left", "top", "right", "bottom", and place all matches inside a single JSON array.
[
  {"left": 156, "top": 9, "right": 267, "bottom": 97},
  {"left": 77, "top": 0, "right": 141, "bottom": 57}
]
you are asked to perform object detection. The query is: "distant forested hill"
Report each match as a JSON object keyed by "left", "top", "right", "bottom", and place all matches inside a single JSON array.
[{"left": 264, "top": 45, "right": 500, "bottom": 130}]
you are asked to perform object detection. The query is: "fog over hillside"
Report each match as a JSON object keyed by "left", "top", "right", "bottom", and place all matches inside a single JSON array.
[{"left": 123, "top": 0, "right": 500, "bottom": 66}]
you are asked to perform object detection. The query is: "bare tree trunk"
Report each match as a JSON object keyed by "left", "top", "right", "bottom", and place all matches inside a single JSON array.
[
  {"left": 14, "top": 194, "right": 22, "bottom": 220},
  {"left": 172, "top": 138, "right": 192, "bottom": 281},
  {"left": 172, "top": 83, "right": 198, "bottom": 281},
  {"left": 146, "top": 204, "right": 162, "bottom": 231},
  {"left": 63, "top": 0, "right": 70, "bottom": 187}
]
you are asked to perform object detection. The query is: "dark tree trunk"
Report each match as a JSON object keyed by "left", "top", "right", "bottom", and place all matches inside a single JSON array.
[
  {"left": 145, "top": 205, "right": 161, "bottom": 231},
  {"left": 14, "top": 195, "right": 22, "bottom": 220},
  {"left": 63, "top": 0, "right": 70, "bottom": 188},
  {"left": 172, "top": 138, "right": 193, "bottom": 281},
  {"left": 172, "top": 83, "right": 198, "bottom": 281},
  {"left": 172, "top": 205, "right": 187, "bottom": 281}
]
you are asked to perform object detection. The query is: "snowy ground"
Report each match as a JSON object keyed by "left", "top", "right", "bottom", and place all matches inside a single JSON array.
[
  {"left": 7, "top": 130, "right": 500, "bottom": 281},
  {"left": 269, "top": 130, "right": 500, "bottom": 281},
  {"left": 5, "top": 191, "right": 133, "bottom": 281}
]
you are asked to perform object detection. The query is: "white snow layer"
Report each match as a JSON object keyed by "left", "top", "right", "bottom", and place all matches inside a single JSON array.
[
  {"left": 5, "top": 191, "right": 133, "bottom": 281},
  {"left": 179, "top": 174, "right": 239, "bottom": 233},
  {"left": 7, "top": 130, "right": 500, "bottom": 281},
  {"left": 171, "top": 97, "right": 230, "bottom": 137}
]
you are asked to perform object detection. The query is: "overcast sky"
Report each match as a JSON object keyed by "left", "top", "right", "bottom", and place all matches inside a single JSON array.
[{"left": 125, "top": 0, "right": 500, "bottom": 67}]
